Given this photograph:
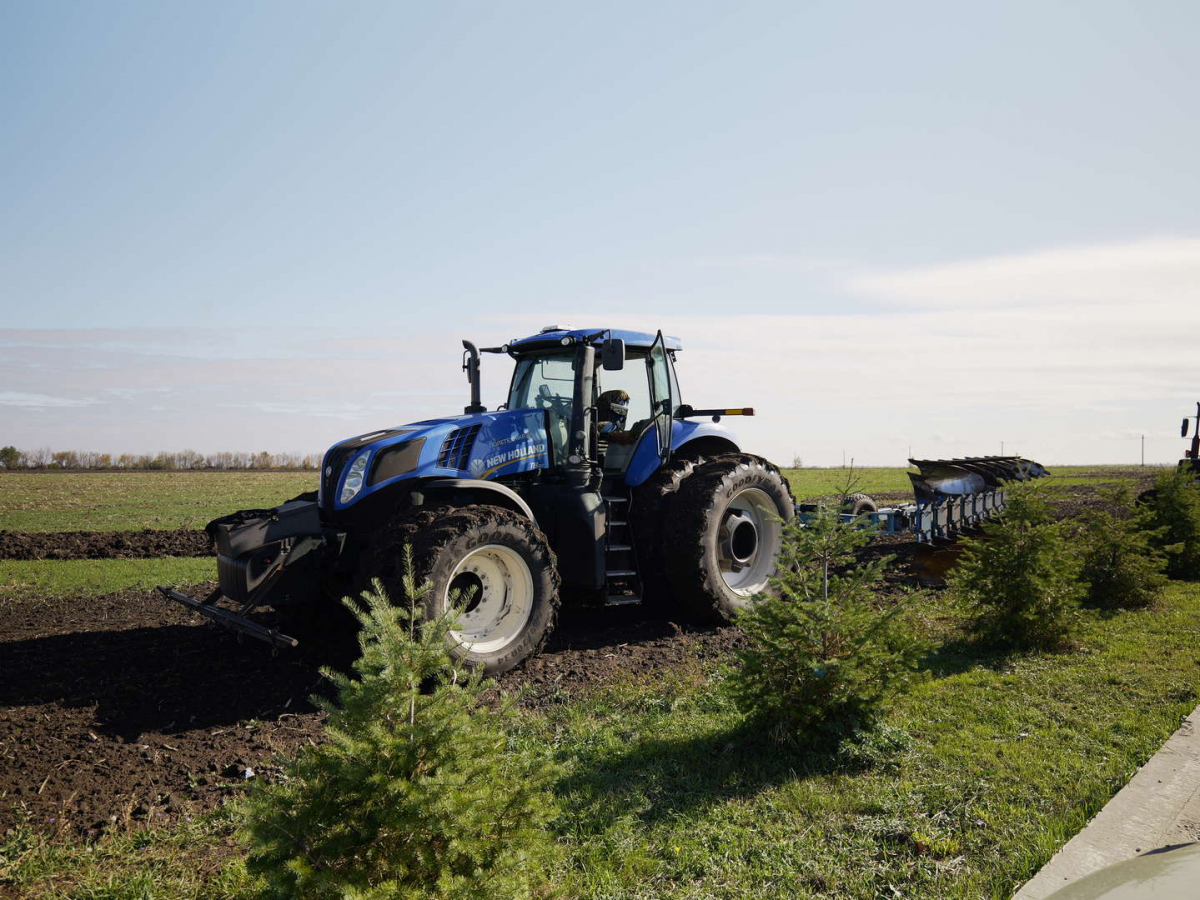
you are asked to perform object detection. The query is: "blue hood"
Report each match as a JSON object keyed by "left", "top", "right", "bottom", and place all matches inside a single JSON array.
[{"left": 321, "top": 409, "right": 550, "bottom": 511}]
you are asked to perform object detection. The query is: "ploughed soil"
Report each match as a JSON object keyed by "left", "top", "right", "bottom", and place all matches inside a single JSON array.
[
  {"left": 0, "top": 584, "right": 745, "bottom": 838},
  {"left": 0, "top": 529, "right": 212, "bottom": 561}
]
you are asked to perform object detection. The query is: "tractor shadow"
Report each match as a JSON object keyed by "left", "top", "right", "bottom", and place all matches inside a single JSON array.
[
  {"left": 917, "top": 635, "right": 1016, "bottom": 679},
  {"left": 0, "top": 621, "right": 345, "bottom": 741},
  {"left": 545, "top": 599, "right": 711, "bottom": 653},
  {"left": 0, "top": 600, "right": 706, "bottom": 743}
]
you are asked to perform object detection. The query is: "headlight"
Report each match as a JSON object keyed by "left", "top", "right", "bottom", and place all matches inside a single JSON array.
[{"left": 339, "top": 452, "right": 370, "bottom": 505}]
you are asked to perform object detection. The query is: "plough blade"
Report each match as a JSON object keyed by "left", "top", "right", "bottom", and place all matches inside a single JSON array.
[
  {"left": 907, "top": 456, "right": 1049, "bottom": 505},
  {"left": 910, "top": 541, "right": 966, "bottom": 580},
  {"left": 796, "top": 454, "right": 1053, "bottom": 579}
]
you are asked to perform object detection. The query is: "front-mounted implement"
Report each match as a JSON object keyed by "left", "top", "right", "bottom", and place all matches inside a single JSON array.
[{"left": 158, "top": 500, "right": 328, "bottom": 649}]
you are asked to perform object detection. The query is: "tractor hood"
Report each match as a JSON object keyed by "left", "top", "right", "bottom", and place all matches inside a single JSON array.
[{"left": 319, "top": 409, "right": 550, "bottom": 512}]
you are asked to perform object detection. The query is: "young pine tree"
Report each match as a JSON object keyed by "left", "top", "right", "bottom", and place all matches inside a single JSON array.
[
  {"left": 728, "top": 505, "right": 928, "bottom": 744},
  {"left": 241, "top": 548, "right": 556, "bottom": 900},
  {"left": 949, "top": 482, "right": 1084, "bottom": 650},
  {"left": 1075, "top": 489, "right": 1168, "bottom": 610},
  {"left": 1139, "top": 469, "right": 1200, "bottom": 580}
]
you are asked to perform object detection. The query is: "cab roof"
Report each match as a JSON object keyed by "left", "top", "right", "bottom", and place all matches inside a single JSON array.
[{"left": 508, "top": 327, "right": 683, "bottom": 353}]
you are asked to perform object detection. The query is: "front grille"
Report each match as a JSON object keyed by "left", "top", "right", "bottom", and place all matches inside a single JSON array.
[
  {"left": 437, "top": 424, "right": 482, "bottom": 471},
  {"left": 321, "top": 444, "right": 358, "bottom": 508},
  {"left": 319, "top": 429, "right": 412, "bottom": 509}
]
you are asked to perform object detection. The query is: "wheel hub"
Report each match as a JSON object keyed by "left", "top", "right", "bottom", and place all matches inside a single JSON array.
[
  {"left": 449, "top": 571, "right": 485, "bottom": 614},
  {"left": 444, "top": 544, "right": 534, "bottom": 655},
  {"left": 717, "top": 487, "right": 783, "bottom": 597},
  {"left": 720, "top": 509, "right": 759, "bottom": 571}
]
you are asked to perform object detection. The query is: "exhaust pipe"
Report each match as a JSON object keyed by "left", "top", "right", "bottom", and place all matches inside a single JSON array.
[{"left": 462, "top": 340, "right": 485, "bottom": 414}]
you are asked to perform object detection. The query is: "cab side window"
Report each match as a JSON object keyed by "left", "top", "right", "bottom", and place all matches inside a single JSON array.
[{"left": 596, "top": 352, "right": 653, "bottom": 434}]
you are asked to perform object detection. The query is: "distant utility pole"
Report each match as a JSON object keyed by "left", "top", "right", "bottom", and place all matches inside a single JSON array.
[
  {"left": 1141, "top": 434, "right": 1145, "bottom": 467},
  {"left": 842, "top": 449, "right": 846, "bottom": 468},
  {"left": 1001, "top": 441, "right": 1005, "bottom": 455}
]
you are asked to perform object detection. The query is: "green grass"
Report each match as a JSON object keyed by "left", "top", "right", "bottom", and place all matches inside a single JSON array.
[
  {"left": 782, "top": 467, "right": 917, "bottom": 500},
  {"left": 8, "top": 583, "right": 1200, "bottom": 899},
  {"left": 527, "top": 584, "right": 1200, "bottom": 899},
  {"left": 0, "top": 467, "right": 1156, "bottom": 533},
  {"left": 0, "top": 471, "right": 316, "bottom": 532},
  {"left": 1, "top": 806, "right": 256, "bottom": 900},
  {"left": 0, "top": 557, "right": 215, "bottom": 601},
  {"left": 782, "top": 465, "right": 1159, "bottom": 501}
]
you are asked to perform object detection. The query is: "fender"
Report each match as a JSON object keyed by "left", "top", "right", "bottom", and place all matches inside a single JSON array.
[
  {"left": 624, "top": 419, "right": 741, "bottom": 487},
  {"left": 414, "top": 478, "right": 536, "bottom": 521}
]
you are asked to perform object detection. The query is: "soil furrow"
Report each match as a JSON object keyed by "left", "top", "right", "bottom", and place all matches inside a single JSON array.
[{"left": 0, "top": 529, "right": 213, "bottom": 560}]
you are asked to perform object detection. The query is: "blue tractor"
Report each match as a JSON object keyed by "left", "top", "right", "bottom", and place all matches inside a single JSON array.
[{"left": 159, "top": 327, "right": 795, "bottom": 673}]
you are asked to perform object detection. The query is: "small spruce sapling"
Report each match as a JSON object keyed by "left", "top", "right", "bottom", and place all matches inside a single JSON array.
[
  {"left": 729, "top": 500, "right": 928, "bottom": 743},
  {"left": 1139, "top": 469, "right": 1200, "bottom": 580},
  {"left": 949, "top": 482, "right": 1084, "bottom": 650},
  {"left": 241, "top": 547, "right": 556, "bottom": 900},
  {"left": 1075, "top": 487, "right": 1168, "bottom": 609}
]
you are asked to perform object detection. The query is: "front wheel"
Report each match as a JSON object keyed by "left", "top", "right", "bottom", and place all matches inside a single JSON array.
[
  {"left": 664, "top": 454, "right": 794, "bottom": 623},
  {"left": 367, "top": 505, "right": 560, "bottom": 675}
]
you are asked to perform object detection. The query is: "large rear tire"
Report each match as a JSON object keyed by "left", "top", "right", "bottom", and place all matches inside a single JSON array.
[
  {"left": 664, "top": 454, "right": 794, "bottom": 623},
  {"left": 366, "top": 505, "right": 560, "bottom": 675}
]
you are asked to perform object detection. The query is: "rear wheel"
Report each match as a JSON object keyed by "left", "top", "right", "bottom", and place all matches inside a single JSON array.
[
  {"left": 367, "top": 505, "right": 560, "bottom": 674},
  {"left": 665, "top": 454, "right": 794, "bottom": 622}
]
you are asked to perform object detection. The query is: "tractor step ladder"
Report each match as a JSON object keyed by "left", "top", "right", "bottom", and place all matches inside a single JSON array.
[{"left": 602, "top": 481, "right": 642, "bottom": 605}]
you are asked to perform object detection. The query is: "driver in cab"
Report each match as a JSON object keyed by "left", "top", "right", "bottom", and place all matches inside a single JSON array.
[{"left": 597, "top": 389, "right": 644, "bottom": 446}]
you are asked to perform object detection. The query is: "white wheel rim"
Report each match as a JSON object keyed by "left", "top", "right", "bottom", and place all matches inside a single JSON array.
[
  {"left": 719, "top": 487, "right": 782, "bottom": 597},
  {"left": 445, "top": 544, "right": 535, "bottom": 655}
]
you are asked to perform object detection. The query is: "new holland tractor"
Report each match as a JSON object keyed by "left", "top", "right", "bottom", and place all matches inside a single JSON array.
[{"left": 160, "top": 328, "right": 794, "bottom": 674}]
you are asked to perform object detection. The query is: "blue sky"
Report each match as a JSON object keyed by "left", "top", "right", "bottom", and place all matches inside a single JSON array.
[{"left": 2, "top": 2, "right": 1198, "bottom": 464}]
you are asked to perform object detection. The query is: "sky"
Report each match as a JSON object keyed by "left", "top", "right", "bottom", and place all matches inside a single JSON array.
[{"left": 2, "top": 1, "right": 1198, "bottom": 466}]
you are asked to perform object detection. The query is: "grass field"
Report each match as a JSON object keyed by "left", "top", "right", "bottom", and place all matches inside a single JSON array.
[
  {"left": 536, "top": 585, "right": 1200, "bottom": 899},
  {"left": 6, "top": 582, "right": 1199, "bottom": 899},
  {"left": 0, "top": 557, "right": 215, "bottom": 602},
  {"left": 0, "top": 471, "right": 316, "bottom": 532},
  {"left": 780, "top": 465, "right": 1163, "bottom": 501},
  {"left": 781, "top": 466, "right": 916, "bottom": 498},
  {"left": 0, "top": 466, "right": 1157, "bottom": 533}
]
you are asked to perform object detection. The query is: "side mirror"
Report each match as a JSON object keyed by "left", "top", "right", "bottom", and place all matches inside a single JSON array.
[
  {"left": 1184, "top": 419, "right": 1191, "bottom": 438},
  {"left": 601, "top": 338, "right": 625, "bottom": 371}
]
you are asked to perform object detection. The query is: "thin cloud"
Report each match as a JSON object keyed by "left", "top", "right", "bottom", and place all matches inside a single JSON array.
[
  {"left": 845, "top": 236, "right": 1200, "bottom": 310},
  {"left": 0, "top": 391, "right": 99, "bottom": 409}
]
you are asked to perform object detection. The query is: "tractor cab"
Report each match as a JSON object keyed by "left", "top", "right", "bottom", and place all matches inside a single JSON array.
[
  {"left": 498, "top": 327, "right": 678, "bottom": 480},
  {"left": 481, "top": 328, "right": 683, "bottom": 602}
]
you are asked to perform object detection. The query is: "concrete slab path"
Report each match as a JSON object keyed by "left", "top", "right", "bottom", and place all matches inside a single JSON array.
[{"left": 1014, "top": 704, "right": 1200, "bottom": 899}]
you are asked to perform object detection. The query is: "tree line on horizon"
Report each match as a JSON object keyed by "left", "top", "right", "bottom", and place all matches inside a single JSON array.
[{"left": 0, "top": 445, "right": 320, "bottom": 471}]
